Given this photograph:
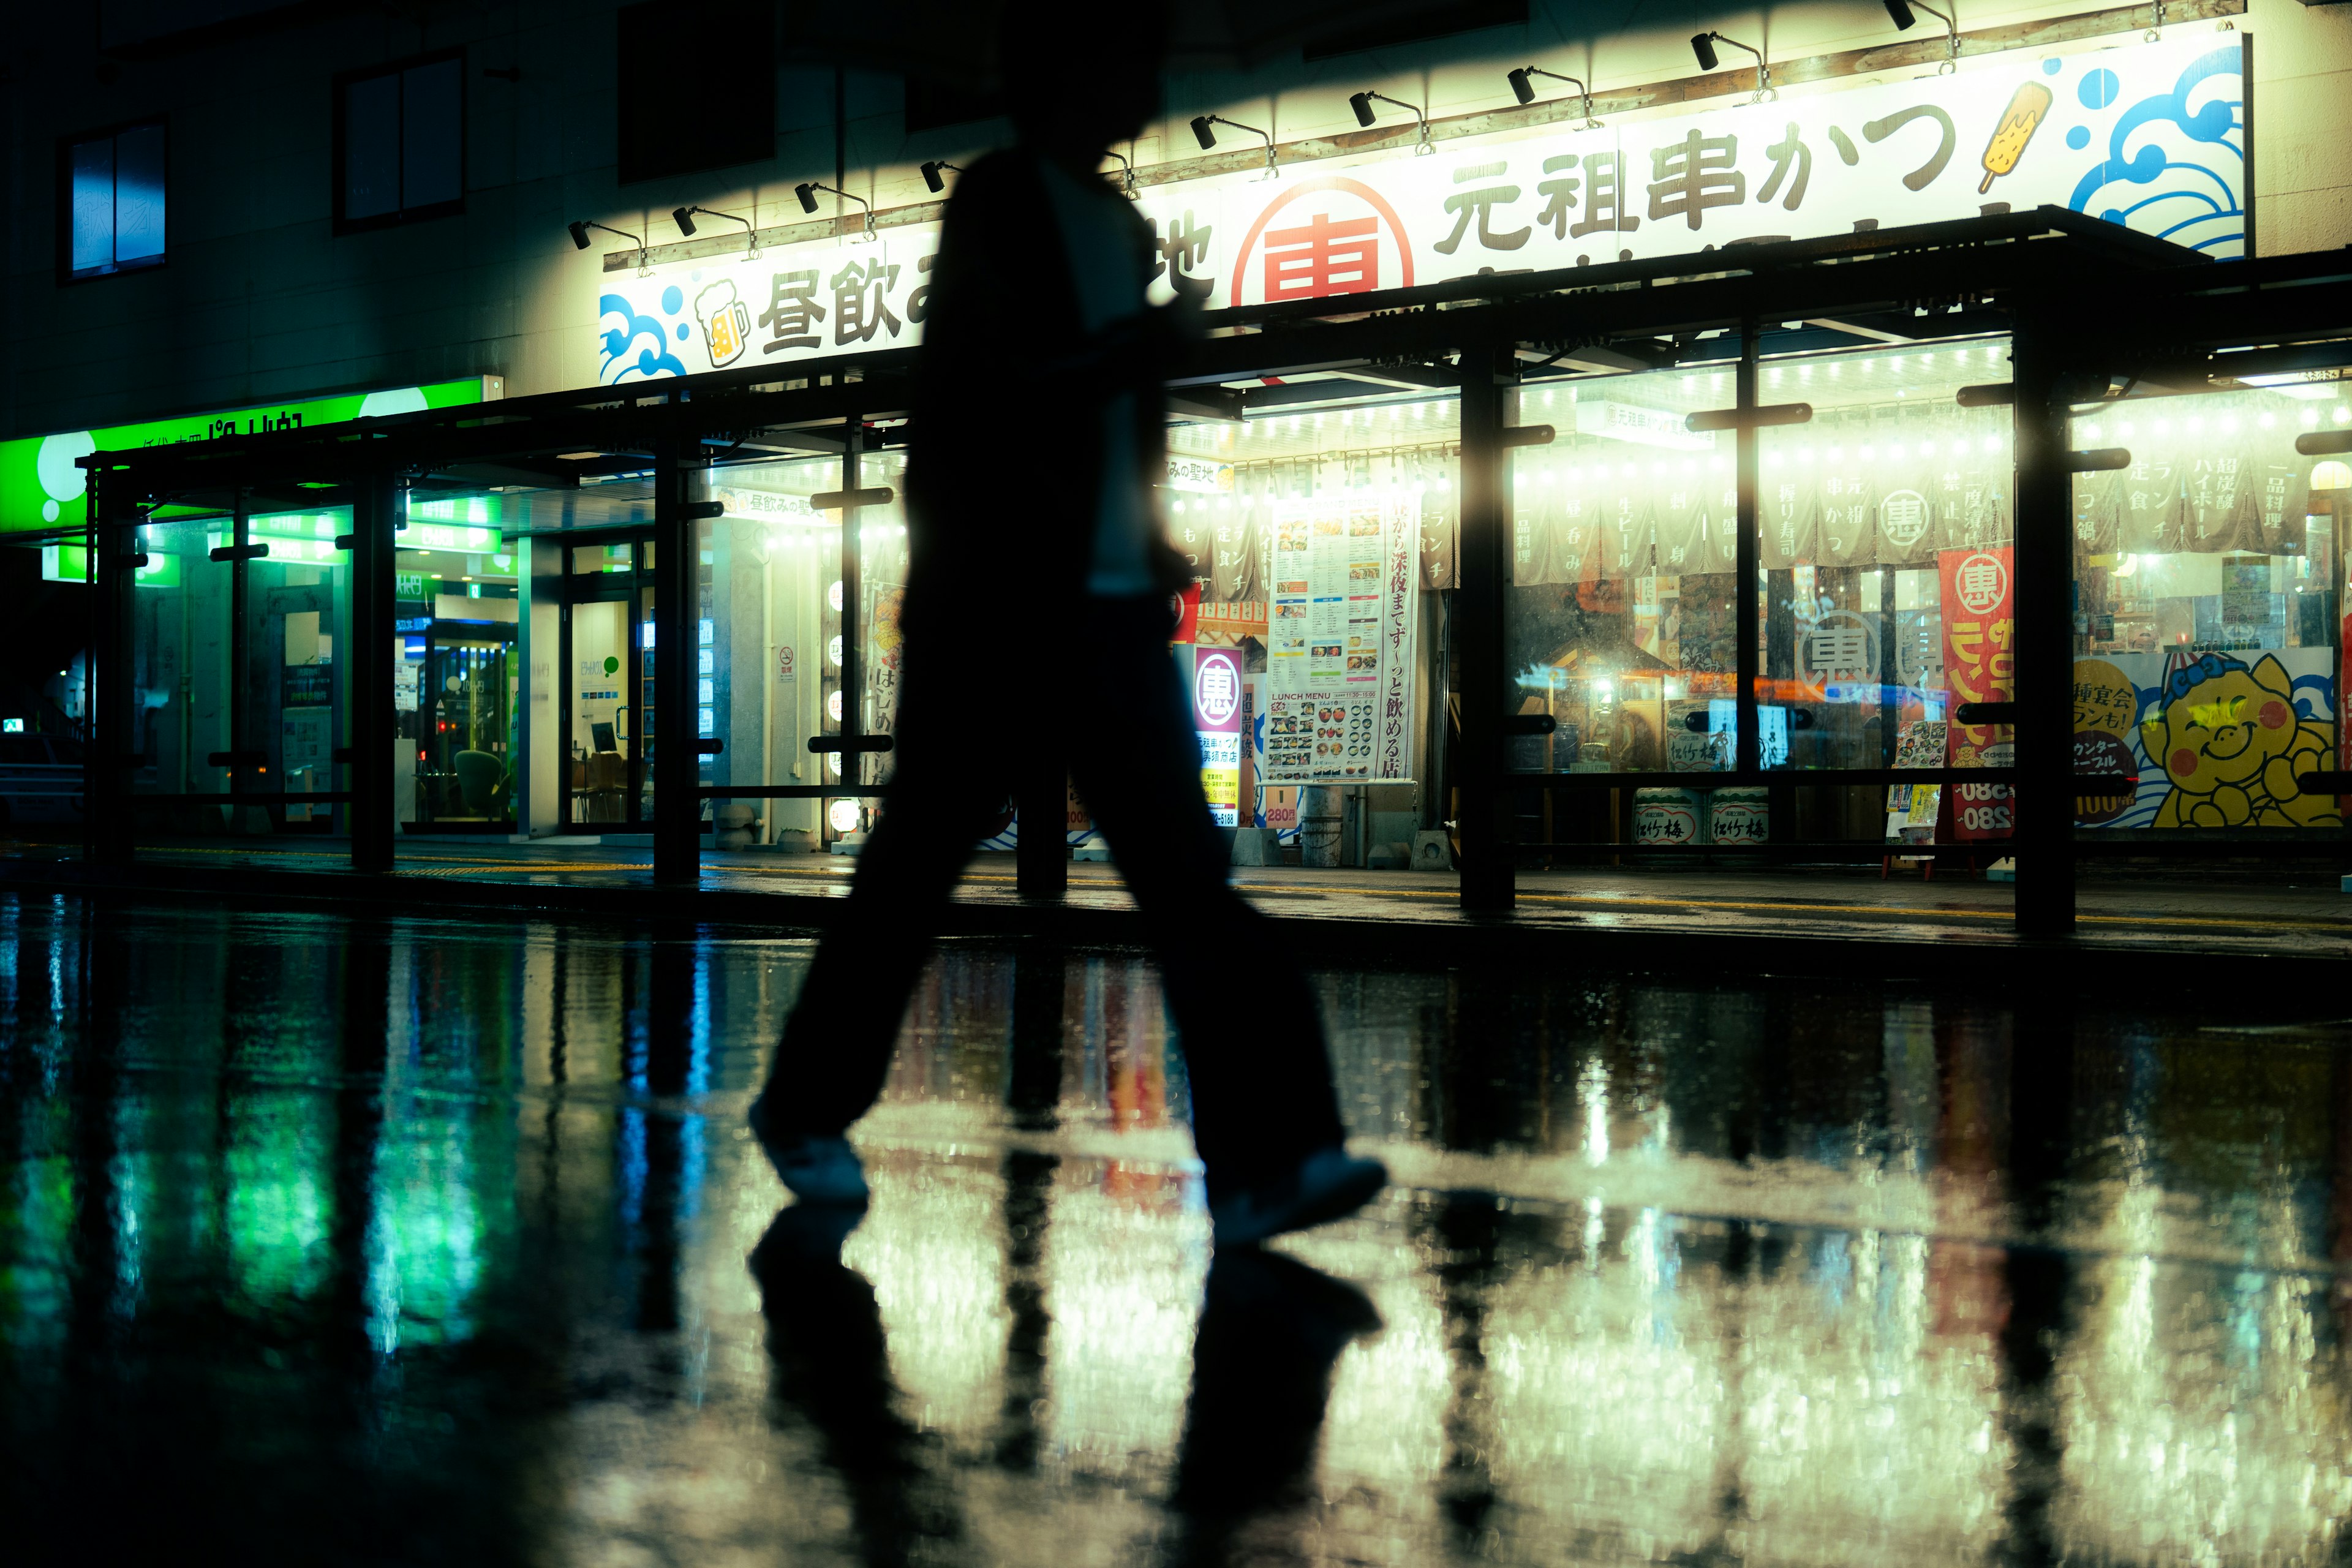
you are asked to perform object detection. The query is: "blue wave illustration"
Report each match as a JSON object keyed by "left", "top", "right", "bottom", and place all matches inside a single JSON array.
[
  {"left": 2068, "top": 47, "right": 2244, "bottom": 257},
  {"left": 598, "top": 293, "right": 686, "bottom": 385}
]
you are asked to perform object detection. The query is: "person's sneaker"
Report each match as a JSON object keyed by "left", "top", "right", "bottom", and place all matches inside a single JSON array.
[
  {"left": 1208, "top": 1148, "right": 1387, "bottom": 1248},
  {"left": 748, "top": 1098, "right": 869, "bottom": 1205}
]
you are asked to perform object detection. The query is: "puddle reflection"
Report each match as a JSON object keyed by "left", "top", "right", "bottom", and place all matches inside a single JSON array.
[{"left": 2, "top": 894, "right": 2350, "bottom": 1566}]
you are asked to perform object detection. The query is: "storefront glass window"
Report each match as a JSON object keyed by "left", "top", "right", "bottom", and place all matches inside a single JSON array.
[
  {"left": 1168, "top": 394, "right": 1455, "bottom": 854},
  {"left": 1754, "top": 341, "right": 2015, "bottom": 804},
  {"left": 396, "top": 500, "right": 518, "bottom": 830},
  {"left": 1504, "top": 368, "right": 1736, "bottom": 783},
  {"left": 694, "top": 452, "right": 893, "bottom": 849},
  {"left": 2070, "top": 383, "right": 2346, "bottom": 834},
  {"left": 129, "top": 508, "right": 350, "bottom": 839}
]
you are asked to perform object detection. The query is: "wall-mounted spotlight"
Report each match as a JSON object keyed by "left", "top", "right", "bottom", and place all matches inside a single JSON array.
[
  {"left": 1691, "top": 32, "right": 1772, "bottom": 101},
  {"left": 671, "top": 205, "right": 758, "bottom": 254},
  {"left": 1189, "top": 114, "right": 1278, "bottom": 176},
  {"left": 919, "top": 160, "right": 964, "bottom": 195},
  {"left": 1349, "top": 90, "right": 1431, "bottom": 154},
  {"left": 1102, "top": 151, "right": 1139, "bottom": 198},
  {"left": 567, "top": 219, "right": 649, "bottom": 273},
  {"left": 795, "top": 181, "right": 876, "bottom": 240},
  {"left": 1883, "top": 0, "right": 1961, "bottom": 72},
  {"left": 1507, "top": 66, "right": 1600, "bottom": 127}
]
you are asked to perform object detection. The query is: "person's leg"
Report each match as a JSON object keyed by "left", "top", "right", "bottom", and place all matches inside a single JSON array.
[
  {"left": 755, "top": 651, "right": 1003, "bottom": 1142},
  {"left": 1066, "top": 598, "right": 1349, "bottom": 1205}
]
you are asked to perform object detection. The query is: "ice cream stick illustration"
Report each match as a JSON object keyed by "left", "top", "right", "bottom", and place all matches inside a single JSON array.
[{"left": 1978, "top": 80, "right": 2054, "bottom": 194}]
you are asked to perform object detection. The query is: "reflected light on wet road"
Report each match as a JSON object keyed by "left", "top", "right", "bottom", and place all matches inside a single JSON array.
[{"left": 4, "top": 894, "right": 2351, "bottom": 1566}]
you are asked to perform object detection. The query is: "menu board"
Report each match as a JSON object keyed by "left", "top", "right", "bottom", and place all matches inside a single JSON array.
[{"left": 1262, "top": 493, "right": 1420, "bottom": 782}]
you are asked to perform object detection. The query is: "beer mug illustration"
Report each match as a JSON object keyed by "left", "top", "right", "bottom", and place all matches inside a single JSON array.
[{"left": 695, "top": 279, "right": 751, "bottom": 368}]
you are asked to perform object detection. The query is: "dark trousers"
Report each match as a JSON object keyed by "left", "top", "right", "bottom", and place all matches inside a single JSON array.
[{"left": 762, "top": 595, "right": 1344, "bottom": 1199}]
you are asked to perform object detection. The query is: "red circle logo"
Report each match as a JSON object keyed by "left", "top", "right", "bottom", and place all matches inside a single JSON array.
[{"left": 1227, "top": 178, "right": 1415, "bottom": 311}]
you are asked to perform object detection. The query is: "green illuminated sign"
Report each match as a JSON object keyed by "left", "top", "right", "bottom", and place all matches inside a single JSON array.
[
  {"left": 42, "top": 543, "right": 180, "bottom": 587},
  {"left": 2, "top": 377, "right": 490, "bottom": 537}
]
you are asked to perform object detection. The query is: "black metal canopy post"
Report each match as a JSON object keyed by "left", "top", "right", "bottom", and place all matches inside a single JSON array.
[
  {"left": 2010, "top": 306, "right": 2076, "bottom": 936},
  {"left": 347, "top": 472, "right": 399, "bottom": 872},
  {"left": 88, "top": 466, "right": 138, "bottom": 864},
  {"left": 1457, "top": 338, "right": 1513, "bottom": 911},
  {"left": 653, "top": 435, "right": 704, "bottom": 885}
]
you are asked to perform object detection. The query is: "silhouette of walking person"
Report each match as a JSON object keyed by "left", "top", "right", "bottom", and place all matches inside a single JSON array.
[{"left": 748, "top": 2, "right": 1384, "bottom": 1246}]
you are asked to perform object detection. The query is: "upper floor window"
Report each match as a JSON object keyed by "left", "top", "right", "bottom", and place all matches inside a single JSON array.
[
  {"left": 336, "top": 51, "right": 464, "bottom": 230},
  {"left": 61, "top": 119, "right": 166, "bottom": 282}
]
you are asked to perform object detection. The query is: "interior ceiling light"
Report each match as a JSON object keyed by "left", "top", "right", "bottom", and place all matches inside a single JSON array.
[
  {"left": 1189, "top": 114, "right": 1278, "bottom": 176},
  {"left": 1349, "top": 90, "right": 1433, "bottom": 153},
  {"left": 1883, "top": 0, "right": 1961, "bottom": 71},
  {"left": 795, "top": 181, "right": 876, "bottom": 240},
  {"left": 671, "top": 204, "right": 758, "bottom": 254},
  {"left": 919, "top": 160, "right": 964, "bottom": 195},
  {"left": 1690, "top": 32, "right": 1772, "bottom": 101},
  {"left": 1507, "top": 66, "right": 1599, "bottom": 127}
]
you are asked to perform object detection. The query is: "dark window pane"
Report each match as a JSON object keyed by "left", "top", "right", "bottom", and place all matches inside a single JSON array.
[
  {"left": 344, "top": 72, "right": 400, "bottom": 221},
  {"left": 113, "top": 122, "right": 166, "bottom": 262},
  {"left": 616, "top": 1, "right": 772, "bottom": 185},
  {"left": 70, "top": 137, "right": 115, "bottom": 273},
  {"left": 401, "top": 58, "right": 462, "bottom": 210}
]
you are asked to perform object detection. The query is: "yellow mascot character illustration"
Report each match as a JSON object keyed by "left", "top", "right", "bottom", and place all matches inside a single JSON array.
[{"left": 2143, "top": 652, "right": 2339, "bottom": 828}]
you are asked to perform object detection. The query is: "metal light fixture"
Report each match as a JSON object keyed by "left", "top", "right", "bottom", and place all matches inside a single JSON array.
[
  {"left": 1349, "top": 90, "right": 1431, "bottom": 154},
  {"left": 1189, "top": 114, "right": 1277, "bottom": 176},
  {"left": 671, "top": 205, "right": 758, "bottom": 254},
  {"left": 1883, "top": 0, "right": 1961, "bottom": 72},
  {"left": 567, "top": 219, "right": 649, "bottom": 274},
  {"left": 1691, "top": 32, "right": 1771, "bottom": 101},
  {"left": 1507, "top": 66, "right": 1599, "bottom": 127},
  {"left": 919, "top": 160, "right": 963, "bottom": 195},
  {"left": 1103, "top": 151, "right": 1139, "bottom": 198},
  {"left": 795, "top": 181, "right": 876, "bottom": 240}
]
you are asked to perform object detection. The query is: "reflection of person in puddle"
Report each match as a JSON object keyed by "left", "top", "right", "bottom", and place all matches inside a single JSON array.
[
  {"left": 748, "top": 1206, "right": 962, "bottom": 1565},
  {"left": 751, "top": 1207, "right": 1378, "bottom": 1566},
  {"left": 1169, "top": 1251, "right": 1382, "bottom": 1562}
]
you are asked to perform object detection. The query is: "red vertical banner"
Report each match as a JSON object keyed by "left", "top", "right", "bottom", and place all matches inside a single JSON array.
[
  {"left": 1171, "top": 581, "right": 1202, "bottom": 646},
  {"left": 1940, "top": 545, "right": 2016, "bottom": 841}
]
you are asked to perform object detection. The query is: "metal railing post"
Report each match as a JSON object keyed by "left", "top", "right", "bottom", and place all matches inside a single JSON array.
[
  {"left": 348, "top": 472, "right": 399, "bottom": 872},
  {"left": 2011, "top": 311, "right": 2077, "bottom": 936},
  {"left": 1457, "top": 339, "right": 1513, "bottom": 911},
  {"left": 653, "top": 437, "right": 704, "bottom": 885}
]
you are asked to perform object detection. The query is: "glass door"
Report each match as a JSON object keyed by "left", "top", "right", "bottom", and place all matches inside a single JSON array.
[{"left": 562, "top": 533, "right": 657, "bottom": 830}]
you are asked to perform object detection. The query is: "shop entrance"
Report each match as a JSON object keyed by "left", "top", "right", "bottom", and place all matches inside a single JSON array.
[{"left": 560, "top": 532, "right": 658, "bottom": 829}]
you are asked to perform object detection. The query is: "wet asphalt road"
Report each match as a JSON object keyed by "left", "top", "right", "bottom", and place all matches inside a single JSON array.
[{"left": 3, "top": 892, "right": 2350, "bottom": 1566}]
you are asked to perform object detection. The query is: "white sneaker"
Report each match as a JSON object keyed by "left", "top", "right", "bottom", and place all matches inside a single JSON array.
[
  {"left": 1209, "top": 1148, "right": 1387, "bottom": 1248},
  {"left": 749, "top": 1101, "right": 870, "bottom": 1205}
]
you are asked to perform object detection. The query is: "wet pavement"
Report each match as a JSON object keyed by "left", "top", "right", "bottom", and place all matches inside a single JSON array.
[{"left": 5, "top": 892, "right": 2352, "bottom": 1566}]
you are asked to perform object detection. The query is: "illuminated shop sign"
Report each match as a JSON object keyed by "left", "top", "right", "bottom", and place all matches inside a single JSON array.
[
  {"left": 41, "top": 542, "right": 179, "bottom": 586},
  {"left": 1166, "top": 456, "right": 1236, "bottom": 492},
  {"left": 1, "top": 377, "right": 494, "bottom": 536},
  {"left": 594, "top": 34, "right": 2244, "bottom": 386}
]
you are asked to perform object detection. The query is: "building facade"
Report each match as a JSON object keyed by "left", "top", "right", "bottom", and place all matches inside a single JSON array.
[{"left": 7, "top": 0, "right": 2352, "bottom": 929}]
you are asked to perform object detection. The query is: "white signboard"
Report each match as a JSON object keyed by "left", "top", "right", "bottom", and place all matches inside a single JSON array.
[
  {"left": 592, "top": 34, "right": 2244, "bottom": 385},
  {"left": 1260, "top": 492, "right": 1420, "bottom": 782}
]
